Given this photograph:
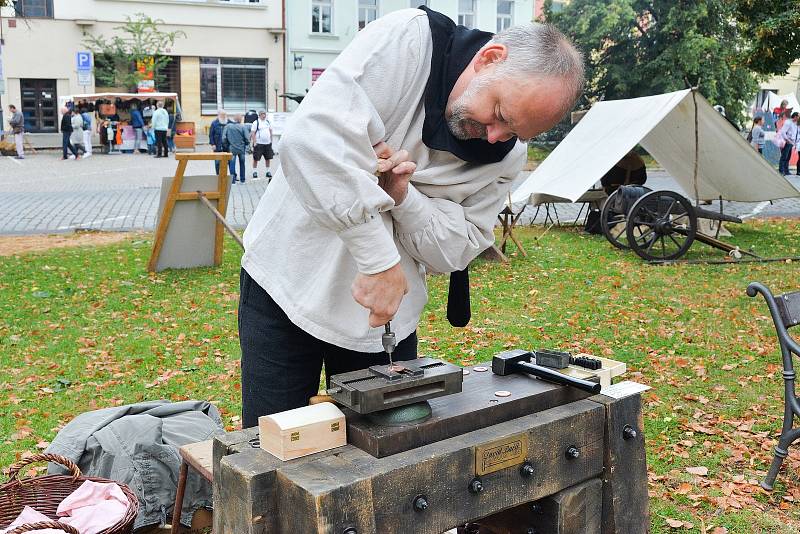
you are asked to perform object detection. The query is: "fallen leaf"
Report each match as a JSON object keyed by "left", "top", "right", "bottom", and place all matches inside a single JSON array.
[{"left": 686, "top": 466, "right": 708, "bottom": 476}]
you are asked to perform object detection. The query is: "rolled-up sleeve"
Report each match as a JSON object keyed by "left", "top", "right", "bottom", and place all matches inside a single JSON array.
[
  {"left": 391, "top": 145, "right": 527, "bottom": 273},
  {"left": 279, "top": 12, "right": 425, "bottom": 275}
]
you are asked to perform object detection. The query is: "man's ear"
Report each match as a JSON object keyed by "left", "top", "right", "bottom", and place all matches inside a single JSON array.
[{"left": 474, "top": 44, "right": 508, "bottom": 72}]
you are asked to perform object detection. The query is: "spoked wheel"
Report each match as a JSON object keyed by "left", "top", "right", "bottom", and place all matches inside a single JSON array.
[
  {"left": 600, "top": 186, "right": 651, "bottom": 249},
  {"left": 625, "top": 190, "right": 697, "bottom": 261}
]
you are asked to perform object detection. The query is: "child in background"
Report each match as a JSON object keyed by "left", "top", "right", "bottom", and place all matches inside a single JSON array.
[
  {"left": 750, "top": 116, "right": 765, "bottom": 154},
  {"left": 145, "top": 125, "right": 156, "bottom": 155}
]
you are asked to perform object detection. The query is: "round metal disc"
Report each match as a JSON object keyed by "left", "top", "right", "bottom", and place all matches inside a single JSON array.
[
  {"left": 473, "top": 366, "right": 488, "bottom": 372},
  {"left": 462, "top": 369, "right": 470, "bottom": 375},
  {"left": 494, "top": 390, "right": 512, "bottom": 397},
  {"left": 366, "top": 401, "right": 433, "bottom": 426}
]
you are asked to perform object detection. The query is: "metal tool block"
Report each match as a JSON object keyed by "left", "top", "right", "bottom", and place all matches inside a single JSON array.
[
  {"left": 536, "top": 349, "right": 572, "bottom": 369},
  {"left": 327, "top": 357, "right": 463, "bottom": 414}
]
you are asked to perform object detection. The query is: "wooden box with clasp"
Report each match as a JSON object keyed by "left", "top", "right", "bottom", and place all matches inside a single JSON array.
[{"left": 258, "top": 402, "right": 346, "bottom": 461}]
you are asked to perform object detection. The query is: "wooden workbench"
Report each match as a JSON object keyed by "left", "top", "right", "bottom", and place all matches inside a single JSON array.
[{"left": 213, "top": 363, "right": 649, "bottom": 534}]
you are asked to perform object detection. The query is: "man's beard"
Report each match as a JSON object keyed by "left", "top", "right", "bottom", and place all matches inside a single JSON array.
[{"left": 447, "top": 75, "right": 491, "bottom": 140}]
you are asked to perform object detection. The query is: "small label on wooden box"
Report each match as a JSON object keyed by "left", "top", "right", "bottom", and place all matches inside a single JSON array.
[
  {"left": 475, "top": 433, "right": 529, "bottom": 475},
  {"left": 331, "top": 422, "right": 339, "bottom": 432},
  {"left": 290, "top": 432, "right": 300, "bottom": 441}
]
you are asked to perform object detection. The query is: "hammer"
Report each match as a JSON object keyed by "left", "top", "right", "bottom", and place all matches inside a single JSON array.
[{"left": 492, "top": 349, "right": 601, "bottom": 394}]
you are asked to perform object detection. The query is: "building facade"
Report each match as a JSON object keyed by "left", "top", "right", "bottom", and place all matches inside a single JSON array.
[
  {"left": 284, "top": 0, "right": 532, "bottom": 111},
  {"left": 0, "top": 0, "right": 285, "bottom": 133},
  {"left": 760, "top": 60, "right": 800, "bottom": 103}
]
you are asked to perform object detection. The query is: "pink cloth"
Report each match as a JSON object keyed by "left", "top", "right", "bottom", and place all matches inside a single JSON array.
[
  {"left": 0, "top": 506, "right": 65, "bottom": 534},
  {"left": 56, "top": 480, "right": 129, "bottom": 534}
]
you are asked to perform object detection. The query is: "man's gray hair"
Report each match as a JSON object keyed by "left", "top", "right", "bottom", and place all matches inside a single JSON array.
[
  {"left": 218, "top": 109, "right": 227, "bottom": 115},
  {"left": 491, "top": 23, "right": 584, "bottom": 108}
]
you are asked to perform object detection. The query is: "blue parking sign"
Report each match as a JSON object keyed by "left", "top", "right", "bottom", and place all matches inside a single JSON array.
[{"left": 76, "top": 51, "right": 92, "bottom": 70}]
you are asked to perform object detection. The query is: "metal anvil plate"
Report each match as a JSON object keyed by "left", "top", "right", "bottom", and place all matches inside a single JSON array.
[{"left": 327, "top": 357, "right": 463, "bottom": 414}]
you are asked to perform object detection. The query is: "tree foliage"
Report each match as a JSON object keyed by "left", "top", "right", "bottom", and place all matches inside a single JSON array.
[
  {"left": 735, "top": 0, "right": 800, "bottom": 76},
  {"left": 83, "top": 13, "right": 185, "bottom": 90},
  {"left": 545, "top": 0, "right": 760, "bottom": 127}
]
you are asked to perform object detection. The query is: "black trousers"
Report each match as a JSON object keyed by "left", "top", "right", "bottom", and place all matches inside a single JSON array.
[
  {"left": 155, "top": 129, "right": 168, "bottom": 157},
  {"left": 238, "top": 268, "right": 417, "bottom": 428}
]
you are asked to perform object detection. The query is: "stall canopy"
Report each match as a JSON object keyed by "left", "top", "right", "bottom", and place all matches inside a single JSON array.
[
  {"left": 511, "top": 89, "right": 799, "bottom": 205},
  {"left": 58, "top": 92, "right": 182, "bottom": 114},
  {"left": 761, "top": 91, "right": 800, "bottom": 113}
]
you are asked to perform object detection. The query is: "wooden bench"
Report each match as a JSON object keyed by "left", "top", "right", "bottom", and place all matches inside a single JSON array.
[{"left": 171, "top": 440, "right": 214, "bottom": 533}]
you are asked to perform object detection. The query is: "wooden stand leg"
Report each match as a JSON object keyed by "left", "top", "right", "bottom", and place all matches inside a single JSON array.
[
  {"left": 591, "top": 393, "right": 649, "bottom": 533},
  {"left": 171, "top": 461, "right": 189, "bottom": 534},
  {"left": 148, "top": 158, "right": 188, "bottom": 272}
]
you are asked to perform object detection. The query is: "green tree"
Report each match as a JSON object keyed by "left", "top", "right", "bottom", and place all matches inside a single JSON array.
[
  {"left": 735, "top": 0, "right": 800, "bottom": 76},
  {"left": 545, "top": 0, "right": 759, "bottom": 127},
  {"left": 83, "top": 13, "right": 185, "bottom": 90}
]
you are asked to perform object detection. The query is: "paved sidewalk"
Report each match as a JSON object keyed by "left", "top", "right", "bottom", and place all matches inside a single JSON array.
[
  {"left": 0, "top": 151, "right": 268, "bottom": 235},
  {"left": 1, "top": 151, "right": 799, "bottom": 236}
]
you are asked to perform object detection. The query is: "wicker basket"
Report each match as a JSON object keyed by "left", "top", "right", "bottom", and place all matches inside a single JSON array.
[{"left": 0, "top": 453, "right": 139, "bottom": 534}]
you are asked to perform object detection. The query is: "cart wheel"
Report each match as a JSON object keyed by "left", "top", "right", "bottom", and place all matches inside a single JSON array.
[
  {"left": 625, "top": 190, "right": 697, "bottom": 261},
  {"left": 600, "top": 186, "right": 651, "bottom": 249}
]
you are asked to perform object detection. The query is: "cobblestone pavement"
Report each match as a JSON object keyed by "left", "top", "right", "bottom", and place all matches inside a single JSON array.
[
  {"left": 0, "top": 150, "right": 268, "bottom": 235},
  {"left": 1, "top": 152, "right": 799, "bottom": 235}
]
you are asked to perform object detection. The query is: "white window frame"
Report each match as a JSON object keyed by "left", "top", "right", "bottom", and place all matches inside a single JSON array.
[
  {"left": 359, "top": 0, "right": 378, "bottom": 30},
  {"left": 409, "top": 0, "right": 429, "bottom": 7},
  {"left": 496, "top": 0, "right": 514, "bottom": 32},
  {"left": 457, "top": 0, "right": 476, "bottom": 29},
  {"left": 312, "top": 0, "right": 334, "bottom": 34}
]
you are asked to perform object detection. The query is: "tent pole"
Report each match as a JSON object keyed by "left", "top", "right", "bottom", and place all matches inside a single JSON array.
[{"left": 691, "top": 89, "right": 700, "bottom": 206}]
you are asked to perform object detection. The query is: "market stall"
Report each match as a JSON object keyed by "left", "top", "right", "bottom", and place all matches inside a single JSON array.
[{"left": 58, "top": 92, "right": 188, "bottom": 153}]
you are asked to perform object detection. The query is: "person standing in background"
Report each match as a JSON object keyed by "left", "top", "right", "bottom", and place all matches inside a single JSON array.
[
  {"left": 60, "top": 107, "right": 80, "bottom": 160},
  {"left": 7, "top": 104, "right": 25, "bottom": 159},
  {"left": 70, "top": 109, "right": 85, "bottom": 155},
  {"left": 130, "top": 104, "right": 145, "bottom": 154},
  {"left": 80, "top": 108, "right": 93, "bottom": 158},
  {"left": 777, "top": 112, "right": 799, "bottom": 176},
  {"left": 222, "top": 114, "right": 249, "bottom": 183},
  {"left": 209, "top": 109, "right": 231, "bottom": 175},
  {"left": 250, "top": 109, "right": 274, "bottom": 180},
  {"left": 151, "top": 101, "right": 170, "bottom": 158},
  {"left": 750, "top": 116, "right": 765, "bottom": 154},
  {"left": 167, "top": 110, "right": 176, "bottom": 153}
]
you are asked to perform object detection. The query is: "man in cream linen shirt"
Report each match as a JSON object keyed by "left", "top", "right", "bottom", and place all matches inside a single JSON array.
[{"left": 239, "top": 7, "right": 584, "bottom": 426}]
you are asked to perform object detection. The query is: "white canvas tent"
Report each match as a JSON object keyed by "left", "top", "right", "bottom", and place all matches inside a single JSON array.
[
  {"left": 512, "top": 90, "right": 799, "bottom": 205},
  {"left": 761, "top": 91, "right": 800, "bottom": 113}
]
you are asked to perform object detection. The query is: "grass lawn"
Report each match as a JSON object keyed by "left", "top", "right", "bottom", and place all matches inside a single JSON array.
[{"left": 2, "top": 220, "right": 800, "bottom": 533}]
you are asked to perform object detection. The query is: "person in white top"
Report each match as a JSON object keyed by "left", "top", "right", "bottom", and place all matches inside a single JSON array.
[
  {"left": 238, "top": 7, "right": 584, "bottom": 426},
  {"left": 778, "top": 112, "right": 799, "bottom": 175},
  {"left": 250, "top": 110, "right": 274, "bottom": 179}
]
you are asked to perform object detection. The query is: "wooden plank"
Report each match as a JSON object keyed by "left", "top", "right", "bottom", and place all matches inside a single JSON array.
[
  {"left": 214, "top": 159, "right": 231, "bottom": 266},
  {"left": 214, "top": 400, "right": 605, "bottom": 534},
  {"left": 175, "top": 191, "right": 221, "bottom": 201},
  {"left": 589, "top": 392, "right": 649, "bottom": 534},
  {"left": 176, "top": 152, "right": 233, "bottom": 161},
  {"left": 345, "top": 364, "right": 592, "bottom": 457},
  {"left": 179, "top": 440, "right": 214, "bottom": 481},
  {"left": 147, "top": 157, "right": 187, "bottom": 271}
]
